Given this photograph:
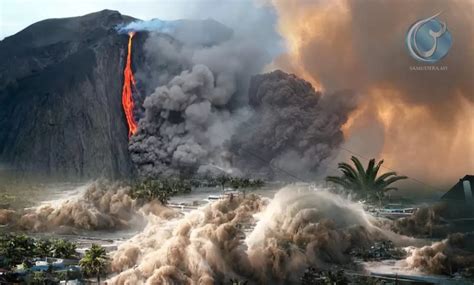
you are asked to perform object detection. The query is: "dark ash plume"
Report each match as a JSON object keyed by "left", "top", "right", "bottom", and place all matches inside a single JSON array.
[
  {"left": 230, "top": 70, "right": 357, "bottom": 180},
  {"left": 130, "top": 61, "right": 356, "bottom": 179}
]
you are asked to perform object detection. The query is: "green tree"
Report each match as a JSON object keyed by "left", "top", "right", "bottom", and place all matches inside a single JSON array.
[
  {"left": 56, "top": 270, "right": 70, "bottom": 284},
  {"left": 130, "top": 179, "right": 191, "bottom": 204},
  {"left": 217, "top": 175, "right": 231, "bottom": 191},
  {"left": 34, "top": 239, "right": 53, "bottom": 257},
  {"left": 79, "top": 244, "right": 108, "bottom": 284},
  {"left": 51, "top": 239, "right": 77, "bottom": 259},
  {"left": 0, "top": 234, "right": 35, "bottom": 266},
  {"left": 30, "top": 271, "right": 46, "bottom": 285},
  {"left": 326, "top": 156, "right": 407, "bottom": 202}
]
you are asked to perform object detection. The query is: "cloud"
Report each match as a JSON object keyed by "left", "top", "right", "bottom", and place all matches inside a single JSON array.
[{"left": 269, "top": 0, "right": 474, "bottom": 185}]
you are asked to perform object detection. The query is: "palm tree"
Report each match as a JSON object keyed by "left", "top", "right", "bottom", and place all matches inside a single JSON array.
[
  {"left": 79, "top": 244, "right": 108, "bottom": 284},
  {"left": 326, "top": 156, "right": 407, "bottom": 202},
  {"left": 130, "top": 179, "right": 190, "bottom": 204}
]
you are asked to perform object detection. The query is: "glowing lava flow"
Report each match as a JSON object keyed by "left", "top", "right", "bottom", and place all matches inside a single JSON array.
[{"left": 121, "top": 31, "right": 138, "bottom": 137}]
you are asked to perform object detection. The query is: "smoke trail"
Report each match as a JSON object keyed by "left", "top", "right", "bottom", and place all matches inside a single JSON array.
[
  {"left": 117, "top": 19, "right": 178, "bottom": 34},
  {"left": 117, "top": 19, "right": 233, "bottom": 48}
]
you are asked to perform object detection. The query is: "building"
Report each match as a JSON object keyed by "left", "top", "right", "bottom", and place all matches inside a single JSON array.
[{"left": 441, "top": 175, "right": 474, "bottom": 204}]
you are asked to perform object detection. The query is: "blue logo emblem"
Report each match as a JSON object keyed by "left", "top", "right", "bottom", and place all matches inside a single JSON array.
[{"left": 406, "top": 13, "right": 452, "bottom": 63}]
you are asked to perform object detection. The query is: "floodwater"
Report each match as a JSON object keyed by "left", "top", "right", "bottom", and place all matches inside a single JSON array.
[
  {"left": 1, "top": 181, "right": 282, "bottom": 252},
  {"left": 2, "top": 180, "right": 471, "bottom": 283}
]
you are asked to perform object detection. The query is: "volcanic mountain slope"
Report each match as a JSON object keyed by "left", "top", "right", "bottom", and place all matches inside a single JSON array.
[
  {"left": 0, "top": 9, "right": 237, "bottom": 180},
  {"left": 0, "top": 10, "right": 139, "bottom": 179}
]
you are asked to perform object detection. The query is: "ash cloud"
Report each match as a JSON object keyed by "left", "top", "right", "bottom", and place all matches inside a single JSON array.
[
  {"left": 231, "top": 70, "right": 357, "bottom": 180},
  {"left": 269, "top": 0, "right": 474, "bottom": 184},
  {"left": 128, "top": 12, "right": 356, "bottom": 179},
  {"left": 126, "top": 1, "right": 279, "bottom": 179}
]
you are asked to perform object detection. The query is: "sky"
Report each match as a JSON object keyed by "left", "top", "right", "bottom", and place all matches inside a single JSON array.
[{"left": 0, "top": 0, "right": 270, "bottom": 40}]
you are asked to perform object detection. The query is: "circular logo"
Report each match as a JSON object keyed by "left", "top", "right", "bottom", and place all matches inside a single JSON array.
[{"left": 406, "top": 13, "right": 452, "bottom": 63}]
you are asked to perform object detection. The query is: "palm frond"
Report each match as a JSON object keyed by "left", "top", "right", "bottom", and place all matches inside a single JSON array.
[
  {"left": 325, "top": 156, "right": 406, "bottom": 200},
  {"left": 326, "top": 176, "right": 353, "bottom": 189},
  {"left": 368, "top": 159, "right": 384, "bottom": 184},
  {"left": 374, "top": 172, "right": 398, "bottom": 185},
  {"left": 337, "top": 163, "right": 358, "bottom": 179},
  {"left": 351, "top": 156, "right": 366, "bottom": 180},
  {"left": 382, "top": 187, "right": 398, "bottom": 192},
  {"left": 376, "top": 175, "right": 408, "bottom": 190},
  {"left": 365, "top": 159, "right": 375, "bottom": 179},
  {"left": 350, "top": 156, "right": 368, "bottom": 190}
]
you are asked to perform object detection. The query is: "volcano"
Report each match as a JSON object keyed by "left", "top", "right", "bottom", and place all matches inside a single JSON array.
[
  {"left": 0, "top": 10, "right": 235, "bottom": 180},
  {"left": 0, "top": 10, "right": 139, "bottom": 179},
  {"left": 0, "top": 9, "right": 353, "bottom": 181}
]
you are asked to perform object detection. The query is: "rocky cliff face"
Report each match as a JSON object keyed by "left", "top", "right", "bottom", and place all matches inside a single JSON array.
[{"left": 0, "top": 10, "right": 138, "bottom": 179}]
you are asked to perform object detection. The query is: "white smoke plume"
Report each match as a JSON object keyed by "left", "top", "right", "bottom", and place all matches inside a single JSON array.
[{"left": 108, "top": 185, "right": 391, "bottom": 284}]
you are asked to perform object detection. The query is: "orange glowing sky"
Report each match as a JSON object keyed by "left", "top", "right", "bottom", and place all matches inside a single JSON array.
[{"left": 269, "top": 0, "right": 474, "bottom": 186}]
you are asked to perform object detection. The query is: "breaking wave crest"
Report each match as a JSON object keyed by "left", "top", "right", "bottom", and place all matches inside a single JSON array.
[
  {"left": 2, "top": 180, "right": 178, "bottom": 233},
  {"left": 108, "top": 185, "right": 390, "bottom": 284},
  {"left": 402, "top": 233, "right": 474, "bottom": 275}
]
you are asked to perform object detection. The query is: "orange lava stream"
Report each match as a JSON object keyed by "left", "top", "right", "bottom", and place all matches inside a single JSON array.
[{"left": 121, "top": 31, "right": 138, "bottom": 137}]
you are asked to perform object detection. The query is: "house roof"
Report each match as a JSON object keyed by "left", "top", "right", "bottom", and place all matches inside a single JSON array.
[{"left": 441, "top": 175, "right": 474, "bottom": 202}]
